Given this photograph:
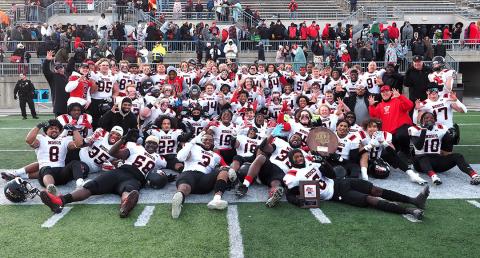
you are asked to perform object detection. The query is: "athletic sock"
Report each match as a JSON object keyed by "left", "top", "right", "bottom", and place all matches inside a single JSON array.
[
  {"left": 243, "top": 175, "right": 253, "bottom": 187},
  {"left": 213, "top": 194, "right": 222, "bottom": 201},
  {"left": 427, "top": 170, "right": 437, "bottom": 177},
  {"left": 375, "top": 199, "right": 408, "bottom": 214},
  {"left": 214, "top": 179, "right": 227, "bottom": 194},
  {"left": 381, "top": 189, "right": 412, "bottom": 203},
  {"left": 62, "top": 194, "right": 73, "bottom": 205},
  {"left": 469, "top": 170, "right": 478, "bottom": 178},
  {"left": 14, "top": 168, "right": 27, "bottom": 179}
]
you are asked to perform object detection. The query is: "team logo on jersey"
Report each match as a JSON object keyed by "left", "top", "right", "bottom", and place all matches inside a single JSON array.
[{"left": 383, "top": 106, "right": 390, "bottom": 115}]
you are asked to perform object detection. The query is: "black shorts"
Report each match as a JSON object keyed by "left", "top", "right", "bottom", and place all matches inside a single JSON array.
[
  {"left": 218, "top": 148, "right": 236, "bottom": 164},
  {"left": 176, "top": 170, "right": 220, "bottom": 194},
  {"left": 38, "top": 160, "right": 89, "bottom": 187},
  {"left": 83, "top": 164, "right": 146, "bottom": 196},
  {"left": 258, "top": 160, "right": 285, "bottom": 187},
  {"left": 331, "top": 178, "right": 373, "bottom": 207},
  {"left": 232, "top": 155, "right": 255, "bottom": 165},
  {"left": 65, "top": 148, "right": 80, "bottom": 165},
  {"left": 163, "top": 154, "right": 183, "bottom": 170}
]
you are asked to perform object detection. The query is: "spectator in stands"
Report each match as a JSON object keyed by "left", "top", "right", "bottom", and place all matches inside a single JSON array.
[
  {"left": 396, "top": 40, "right": 408, "bottom": 67},
  {"left": 350, "top": 0, "right": 357, "bottom": 12},
  {"left": 210, "top": 44, "right": 222, "bottom": 63},
  {"left": 97, "top": 13, "right": 110, "bottom": 40},
  {"left": 12, "top": 43, "right": 25, "bottom": 63},
  {"left": 322, "top": 23, "right": 330, "bottom": 40},
  {"left": 370, "top": 21, "right": 380, "bottom": 38},
  {"left": 442, "top": 25, "right": 452, "bottom": 40},
  {"left": 55, "top": 47, "right": 69, "bottom": 64},
  {"left": 275, "top": 45, "right": 286, "bottom": 64},
  {"left": 311, "top": 39, "right": 324, "bottom": 66},
  {"left": 273, "top": 20, "right": 286, "bottom": 40},
  {"left": 173, "top": 0, "right": 183, "bottom": 19},
  {"left": 14, "top": 73, "right": 38, "bottom": 120},
  {"left": 288, "top": 23, "right": 298, "bottom": 40},
  {"left": 232, "top": 1, "right": 242, "bottom": 23},
  {"left": 207, "top": 0, "right": 214, "bottom": 19},
  {"left": 368, "top": 85, "right": 413, "bottom": 157},
  {"left": 195, "top": 0, "right": 204, "bottom": 19},
  {"left": 347, "top": 41, "right": 358, "bottom": 61},
  {"left": 196, "top": 35, "right": 205, "bottom": 63},
  {"left": 433, "top": 39, "right": 446, "bottom": 58},
  {"left": 308, "top": 21, "right": 319, "bottom": 40},
  {"left": 292, "top": 45, "right": 306, "bottom": 72},
  {"left": 258, "top": 42, "right": 265, "bottom": 62},
  {"left": 411, "top": 33, "right": 426, "bottom": 58},
  {"left": 375, "top": 34, "right": 385, "bottom": 61},
  {"left": 152, "top": 42, "right": 167, "bottom": 63},
  {"left": 388, "top": 22, "right": 399, "bottom": 42},
  {"left": 404, "top": 55, "right": 432, "bottom": 102},
  {"left": 299, "top": 22, "right": 308, "bottom": 40},
  {"left": 122, "top": 43, "right": 138, "bottom": 64},
  {"left": 185, "top": 0, "right": 194, "bottom": 19},
  {"left": 359, "top": 41, "right": 373, "bottom": 61},
  {"left": 384, "top": 42, "right": 397, "bottom": 64},
  {"left": 116, "top": 0, "right": 128, "bottom": 21},
  {"left": 223, "top": 39, "right": 238, "bottom": 62},
  {"left": 341, "top": 49, "right": 351, "bottom": 63},
  {"left": 452, "top": 22, "right": 463, "bottom": 40},
  {"left": 43, "top": 50, "right": 70, "bottom": 116},
  {"left": 288, "top": 0, "right": 298, "bottom": 19},
  {"left": 423, "top": 36, "right": 433, "bottom": 61}
]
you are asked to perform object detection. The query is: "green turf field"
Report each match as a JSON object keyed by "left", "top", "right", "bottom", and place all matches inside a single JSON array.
[{"left": 0, "top": 113, "right": 479, "bottom": 258}]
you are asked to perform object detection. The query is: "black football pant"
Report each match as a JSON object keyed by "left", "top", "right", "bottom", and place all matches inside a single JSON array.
[
  {"left": 38, "top": 160, "right": 89, "bottom": 187},
  {"left": 19, "top": 97, "right": 37, "bottom": 118},
  {"left": 413, "top": 153, "right": 474, "bottom": 175},
  {"left": 392, "top": 124, "right": 411, "bottom": 157},
  {"left": 381, "top": 146, "right": 409, "bottom": 171}
]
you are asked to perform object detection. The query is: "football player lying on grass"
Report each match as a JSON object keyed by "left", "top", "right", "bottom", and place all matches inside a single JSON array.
[
  {"left": 40, "top": 131, "right": 170, "bottom": 218},
  {"left": 409, "top": 112, "right": 480, "bottom": 186},
  {"left": 171, "top": 132, "right": 231, "bottom": 219},
  {"left": 284, "top": 149, "right": 429, "bottom": 220}
]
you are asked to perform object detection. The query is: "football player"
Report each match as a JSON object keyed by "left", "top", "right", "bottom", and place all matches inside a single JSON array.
[
  {"left": 79, "top": 126, "right": 124, "bottom": 173},
  {"left": 40, "top": 132, "right": 168, "bottom": 218},
  {"left": 329, "top": 119, "right": 362, "bottom": 178},
  {"left": 428, "top": 56, "right": 455, "bottom": 94},
  {"left": 283, "top": 150, "right": 429, "bottom": 220},
  {"left": 172, "top": 132, "right": 230, "bottom": 218},
  {"left": 115, "top": 60, "right": 135, "bottom": 94},
  {"left": 229, "top": 127, "right": 263, "bottom": 182},
  {"left": 409, "top": 112, "right": 480, "bottom": 185},
  {"left": 183, "top": 104, "right": 210, "bottom": 136},
  {"left": 206, "top": 109, "right": 238, "bottom": 164},
  {"left": 361, "top": 61, "right": 384, "bottom": 95}
]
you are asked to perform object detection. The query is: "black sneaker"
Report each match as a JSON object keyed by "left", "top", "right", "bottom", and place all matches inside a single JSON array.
[
  {"left": 119, "top": 190, "right": 139, "bottom": 218},
  {"left": 235, "top": 184, "right": 248, "bottom": 198},
  {"left": 33, "top": 116, "right": 39, "bottom": 119},
  {"left": 22, "top": 117, "right": 27, "bottom": 120},
  {"left": 413, "top": 185, "right": 430, "bottom": 209},
  {"left": 1, "top": 172, "right": 16, "bottom": 181},
  {"left": 39, "top": 191, "right": 64, "bottom": 214},
  {"left": 406, "top": 208, "right": 424, "bottom": 220}
]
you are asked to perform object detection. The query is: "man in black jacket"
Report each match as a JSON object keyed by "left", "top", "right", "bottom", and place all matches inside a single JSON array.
[
  {"left": 433, "top": 39, "right": 446, "bottom": 57},
  {"left": 343, "top": 84, "right": 370, "bottom": 125},
  {"left": 381, "top": 62, "right": 404, "bottom": 93},
  {"left": 99, "top": 97, "right": 137, "bottom": 133},
  {"left": 14, "top": 74, "right": 38, "bottom": 119},
  {"left": 404, "top": 55, "right": 432, "bottom": 103},
  {"left": 43, "top": 50, "right": 72, "bottom": 116}
]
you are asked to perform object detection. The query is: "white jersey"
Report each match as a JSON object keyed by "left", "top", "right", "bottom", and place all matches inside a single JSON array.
[
  {"left": 35, "top": 135, "right": 72, "bottom": 169},
  {"left": 408, "top": 124, "right": 447, "bottom": 155},
  {"left": 318, "top": 114, "right": 338, "bottom": 132},
  {"left": 348, "top": 124, "right": 364, "bottom": 137},
  {"left": 428, "top": 69, "right": 455, "bottom": 93},
  {"left": 243, "top": 73, "right": 264, "bottom": 88},
  {"left": 362, "top": 71, "right": 382, "bottom": 94},
  {"left": 289, "top": 122, "right": 311, "bottom": 145},
  {"left": 179, "top": 71, "right": 197, "bottom": 90},
  {"left": 283, "top": 163, "right": 335, "bottom": 201},
  {"left": 293, "top": 74, "right": 308, "bottom": 91},
  {"left": 91, "top": 72, "right": 116, "bottom": 99},
  {"left": 236, "top": 135, "right": 262, "bottom": 158},
  {"left": 270, "top": 138, "right": 294, "bottom": 172},
  {"left": 57, "top": 113, "right": 93, "bottom": 138},
  {"left": 199, "top": 94, "right": 219, "bottom": 117},
  {"left": 148, "top": 129, "right": 183, "bottom": 155},
  {"left": 183, "top": 144, "right": 222, "bottom": 174},
  {"left": 418, "top": 96, "right": 454, "bottom": 128},
  {"left": 309, "top": 76, "right": 328, "bottom": 93},
  {"left": 131, "top": 97, "right": 144, "bottom": 115},
  {"left": 123, "top": 142, "right": 167, "bottom": 176},
  {"left": 336, "top": 133, "right": 360, "bottom": 160},
  {"left": 79, "top": 132, "right": 115, "bottom": 172},
  {"left": 214, "top": 76, "right": 236, "bottom": 92},
  {"left": 359, "top": 130, "right": 392, "bottom": 159},
  {"left": 345, "top": 79, "right": 362, "bottom": 95},
  {"left": 151, "top": 73, "right": 167, "bottom": 86},
  {"left": 210, "top": 123, "right": 237, "bottom": 150},
  {"left": 281, "top": 92, "right": 297, "bottom": 108},
  {"left": 184, "top": 117, "right": 210, "bottom": 136},
  {"left": 115, "top": 72, "right": 135, "bottom": 92},
  {"left": 268, "top": 102, "right": 283, "bottom": 119},
  {"left": 265, "top": 73, "right": 282, "bottom": 92}
]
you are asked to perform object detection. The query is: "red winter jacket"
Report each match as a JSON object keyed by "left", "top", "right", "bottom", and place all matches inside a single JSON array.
[
  {"left": 300, "top": 26, "right": 308, "bottom": 40},
  {"left": 388, "top": 23, "right": 399, "bottom": 40},
  {"left": 368, "top": 95, "right": 413, "bottom": 134},
  {"left": 288, "top": 26, "right": 297, "bottom": 39},
  {"left": 308, "top": 25, "right": 318, "bottom": 39}
]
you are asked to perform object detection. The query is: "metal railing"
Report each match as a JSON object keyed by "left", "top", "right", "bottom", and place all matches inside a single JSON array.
[{"left": 9, "top": 4, "right": 47, "bottom": 24}]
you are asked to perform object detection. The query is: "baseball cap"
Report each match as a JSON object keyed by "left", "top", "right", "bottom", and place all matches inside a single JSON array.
[
  {"left": 412, "top": 55, "right": 423, "bottom": 62},
  {"left": 380, "top": 85, "right": 391, "bottom": 92},
  {"left": 80, "top": 63, "right": 89, "bottom": 68},
  {"left": 145, "top": 135, "right": 159, "bottom": 144},
  {"left": 110, "top": 126, "right": 124, "bottom": 136}
]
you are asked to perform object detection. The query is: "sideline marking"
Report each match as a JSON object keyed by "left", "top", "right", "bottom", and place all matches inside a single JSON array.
[
  {"left": 41, "top": 207, "right": 73, "bottom": 228},
  {"left": 227, "top": 205, "right": 245, "bottom": 258},
  {"left": 310, "top": 208, "right": 332, "bottom": 224},
  {"left": 467, "top": 200, "right": 480, "bottom": 208},
  {"left": 402, "top": 214, "right": 422, "bottom": 223},
  {"left": 134, "top": 205, "right": 156, "bottom": 227}
]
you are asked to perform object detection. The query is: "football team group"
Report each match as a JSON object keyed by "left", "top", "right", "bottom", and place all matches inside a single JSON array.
[{"left": 2, "top": 52, "right": 477, "bottom": 221}]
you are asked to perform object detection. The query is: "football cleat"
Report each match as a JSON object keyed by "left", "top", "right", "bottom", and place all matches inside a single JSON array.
[
  {"left": 228, "top": 168, "right": 237, "bottom": 182},
  {"left": 235, "top": 184, "right": 248, "bottom": 198},
  {"left": 265, "top": 187, "right": 284, "bottom": 208},
  {"left": 470, "top": 175, "right": 480, "bottom": 185},
  {"left": 39, "top": 191, "right": 63, "bottom": 214},
  {"left": 207, "top": 199, "right": 228, "bottom": 210},
  {"left": 171, "top": 192, "right": 184, "bottom": 219},
  {"left": 406, "top": 170, "right": 427, "bottom": 185},
  {"left": 413, "top": 185, "right": 430, "bottom": 209},
  {"left": 119, "top": 190, "right": 139, "bottom": 218},
  {"left": 76, "top": 178, "right": 85, "bottom": 188},
  {"left": 1, "top": 172, "right": 16, "bottom": 181},
  {"left": 431, "top": 174, "right": 442, "bottom": 185},
  {"left": 407, "top": 208, "right": 424, "bottom": 220},
  {"left": 46, "top": 184, "right": 57, "bottom": 195}
]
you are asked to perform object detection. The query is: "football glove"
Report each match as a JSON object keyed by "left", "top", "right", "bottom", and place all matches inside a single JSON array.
[
  {"left": 36, "top": 121, "right": 49, "bottom": 129},
  {"left": 63, "top": 124, "right": 77, "bottom": 131}
]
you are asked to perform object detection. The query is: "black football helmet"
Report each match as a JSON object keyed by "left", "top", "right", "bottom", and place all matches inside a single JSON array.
[
  {"left": 432, "top": 56, "right": 445, "bottom": 71},
  {"left": 368, "top": 158, "right": 391, "bottom": 179},
  {"left": 4, "top": 178, "right": 40, "bottom": 203}
]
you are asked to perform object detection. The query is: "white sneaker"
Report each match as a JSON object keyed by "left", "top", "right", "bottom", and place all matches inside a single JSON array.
[
  {"left": 207, "top": 199, "right": 228, "bottom": 210},
  {"left": 228, "top": 168, "right": 237, "bottom": 182},
  {"left": 406, "top": 170, "right": 427, "bottom": 185},
  {"left": 46, "top": 184, "right": 57, "bottom": 195},
  {"left": 431, "top": 174, "right": 442, "bottom": 185},
  {"left": 361, "top": 170, "right": 369, "bottom": 181},
  {"left": 470, "top": 174, "right": 480, "bottom": 185},
  {"left": 76, "top": 178, "right": 85, "bottom": 188},
  {"left": 171, "top": 192, "right": 184, "bottom": 219}
]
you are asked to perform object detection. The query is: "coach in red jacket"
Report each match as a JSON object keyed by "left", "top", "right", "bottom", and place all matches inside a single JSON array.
[{"left": 368, "top": 85, "right": 413, "bottom": 157}]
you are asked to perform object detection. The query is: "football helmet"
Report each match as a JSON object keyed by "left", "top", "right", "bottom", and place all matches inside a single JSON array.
[
  {"left": 432, "top": 56, "right": 445, "bottom": 71},
  {"left": 147, "top": 170, "right": 168, "bottom": 189},
  {"left": 4, "top": 177, "right": 40, "bottom": 203},
  {"left": 368, "top": 158, "right": 391, "bottom": 179}
]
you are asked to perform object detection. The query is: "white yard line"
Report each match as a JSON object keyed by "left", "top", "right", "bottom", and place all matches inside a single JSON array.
[
  {"left": 134, "top": 206, "right": 156, "bottom": 227},
  {"left": 41, "top": 207, "right": 73, "bottom": 228},
  {"left": 227, "top": 205, "right": 245, "bottom": 258},
  {"left": 0, "top": 128, "right": 31, "bottom": 130},
  {"left": 466, "top": 200, "right": 480, "bottom": 208},
  {"left": 309, "top": 208, "right": 332, "bottom": 224},
  {"left": 402, "top": 214, "right": 422, "bottom": 223},
  {"left": 0, "top": 150, "right": 33, "bottom": 152}
]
